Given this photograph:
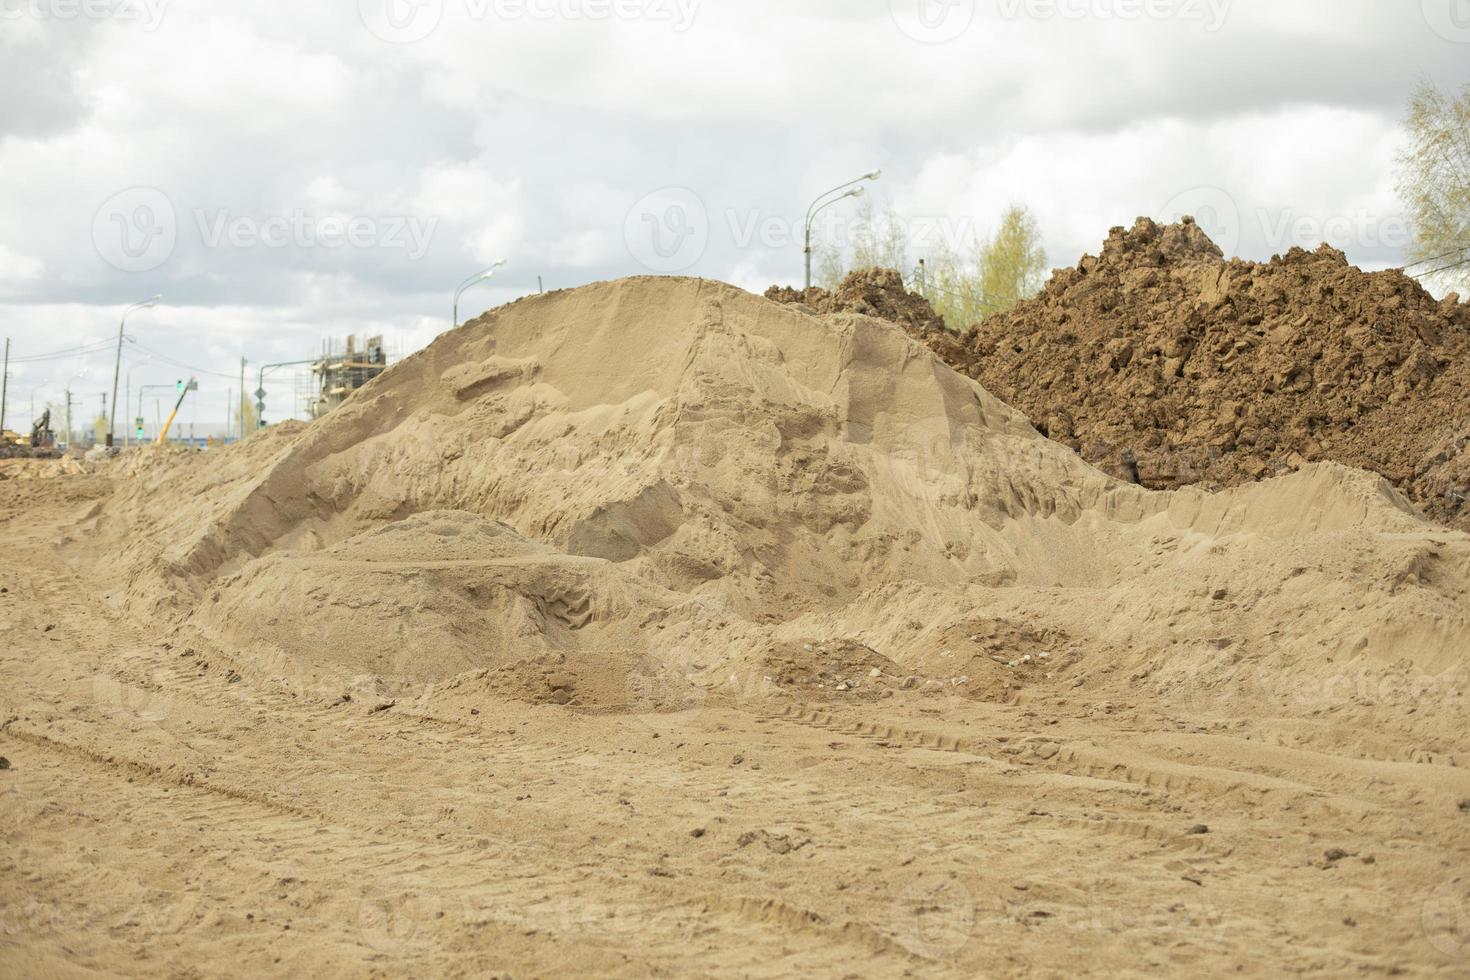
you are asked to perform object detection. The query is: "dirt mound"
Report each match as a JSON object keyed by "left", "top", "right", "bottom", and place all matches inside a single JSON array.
[
  {"left": 0, "top": 445, "right": 63, "bottom": 461},
  {"left": 765, "top": 268, "right": 976, "bottom": 369},
  {"left": 100, "top": 276, "right": 1468, "bottom": 711},
  {"left": 923, "top": 217, "right": 1470, "bottom": 528},
  {"left": 765, "top": 268, "right": 949, "bottom": 337}
]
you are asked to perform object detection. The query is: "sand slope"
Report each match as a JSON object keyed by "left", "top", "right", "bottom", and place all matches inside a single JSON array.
[
  {"left": 96, "top": 277, "right": 1468, "bottom": 710},
  {"left": 3, "top": 276, "right": 1470, "bottom": 977}
]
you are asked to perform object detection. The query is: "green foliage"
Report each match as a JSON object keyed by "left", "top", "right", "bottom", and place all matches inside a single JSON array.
[
  {"left": 1397, "top": 80, "right": 1470, "bottom": 289},
  {"left": 978, "top": 205, "right": 1048, "bottom": 308},
  {"left": 920, "top": 205, "right": 1047, "bottom": 329},
  {"left": 807, "top": 199, "right": 1048, "bottom": 330},
  {"left": 813, "top": 242, "right": 845, "bottom": 292},
  {"left": 921, "top": 243, "right": 992, "bottom": 328},
  {"left": 849, "top": 201, "right": 909, "bottom": 273},
  {"left": 812, "top": 201, "right": 908, "bottom": 290},
  {"left": 238, "top": 395, "right": 258, "bottom": 436}
]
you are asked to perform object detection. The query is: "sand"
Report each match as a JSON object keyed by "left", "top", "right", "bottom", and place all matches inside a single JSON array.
[{"left": 2, "top": 275, "right": 1469, "bottom": 977}]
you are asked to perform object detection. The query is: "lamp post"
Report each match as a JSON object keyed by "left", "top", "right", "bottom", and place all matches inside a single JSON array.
[
  {"left": 107, "top": 295, "right": 161, "bottom": 447},
  {"left": 804, "top": 170, "right": 882, "bottom": 290},
  {"left": 453, "top": 260, "right": 507, "bottom": 328}
]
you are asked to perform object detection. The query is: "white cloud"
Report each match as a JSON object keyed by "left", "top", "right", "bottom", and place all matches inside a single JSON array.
[
  {"left": 0, "top": 1, "right": 1467, "bottom": 423},
  {"left": 0, "top": 243, "right": 45, "bottom": 294},
  {"left": 901, "top": 106, "right": 1409, "bottom": 269}
]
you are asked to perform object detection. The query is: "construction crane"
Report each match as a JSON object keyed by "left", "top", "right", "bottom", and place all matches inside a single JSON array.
[{"left": 156, "top": 378, "right": 198, "bottom": 446}]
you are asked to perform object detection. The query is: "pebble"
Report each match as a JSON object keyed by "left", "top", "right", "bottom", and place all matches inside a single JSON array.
[{"left": 868, "top": 668, "right": 882, "bottom": 678}]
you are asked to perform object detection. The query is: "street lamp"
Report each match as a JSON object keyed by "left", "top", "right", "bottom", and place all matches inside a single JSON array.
[
  {"left": 453, "top": 261, "right": 508, "bottom": 328},
  {"left": 108, "top": 295, "right": 161, "bottom": 447},
  {"left": 804, "top": 170, "right": 882, "bottom": 290}
]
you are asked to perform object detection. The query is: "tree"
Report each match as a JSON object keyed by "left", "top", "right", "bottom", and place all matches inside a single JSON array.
[
  {"left": 977, "top": 205, "right": 1048, "bottom": 307},
  {"left": 923, "top": 243, "right": 992, "bottom": 328},
  {"left": 922, "top": 205, "right": 1048, "bottom": 329},
  {"left": 849, "top": 201, "right": 909, "bottom": 273},
  {"left": 805, "top": 200, "right": 1048, "bottom": 329},
  {"left": 1397, "top": 80, "right": 1470, "bottom": 290},
  {"left": 811, "top": 201, "right": 909, "bottom": 290},
  {"left": 238, "top": 395, "right": 258, "bottom": 437}
]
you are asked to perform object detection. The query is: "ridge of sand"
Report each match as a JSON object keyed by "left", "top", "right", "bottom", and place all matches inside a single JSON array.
[
  {"left": 94, "top": 276, "right": 1468, "bottom": 711},
  {"left": 6, "top": 274, "right": 1470, "bottom": 977}
]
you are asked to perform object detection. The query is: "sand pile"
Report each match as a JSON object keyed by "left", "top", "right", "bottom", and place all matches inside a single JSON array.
[
  {"left": 893, "top": 218, "right": 1470, "bottom": 529},
  {"left": 101, "top": 276, "right": 1469, "bottom": 713},
  {"left": 0, "top": 456, "right": 87, "bottom": 480}
]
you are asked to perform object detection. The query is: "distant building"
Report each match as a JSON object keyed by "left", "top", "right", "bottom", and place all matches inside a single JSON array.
[{"left": 311, "top": 335, "right": 387, "bottom": 419}]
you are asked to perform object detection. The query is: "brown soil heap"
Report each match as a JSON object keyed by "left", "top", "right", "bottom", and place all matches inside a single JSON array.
[
  {"left": 765, "top": 269, "right": 949, "bottom": 338},
  {"left": 771, "top": 220, "right": 1470, "bottom": 530}
]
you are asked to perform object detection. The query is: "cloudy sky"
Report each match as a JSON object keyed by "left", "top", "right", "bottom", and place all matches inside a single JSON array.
[{"left": 1, "top": 0, "right": 1468, "bottom": 432}]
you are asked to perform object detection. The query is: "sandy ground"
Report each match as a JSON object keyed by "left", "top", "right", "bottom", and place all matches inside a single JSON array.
[
  {"left": 3, "top": 474, "right": 1468, "bottom": 978},
  {"left": 3, "top": 278, "right": 1470, "bottom": 977}
]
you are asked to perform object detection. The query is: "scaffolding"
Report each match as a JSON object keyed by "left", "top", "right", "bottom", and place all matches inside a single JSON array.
[{"left": 311, "top": 335, "right": 387, "bottom": 419}]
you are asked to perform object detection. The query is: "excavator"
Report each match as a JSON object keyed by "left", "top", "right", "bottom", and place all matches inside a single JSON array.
[{"left": 30, "top": 409, "right": 54, "bottom": 449}]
